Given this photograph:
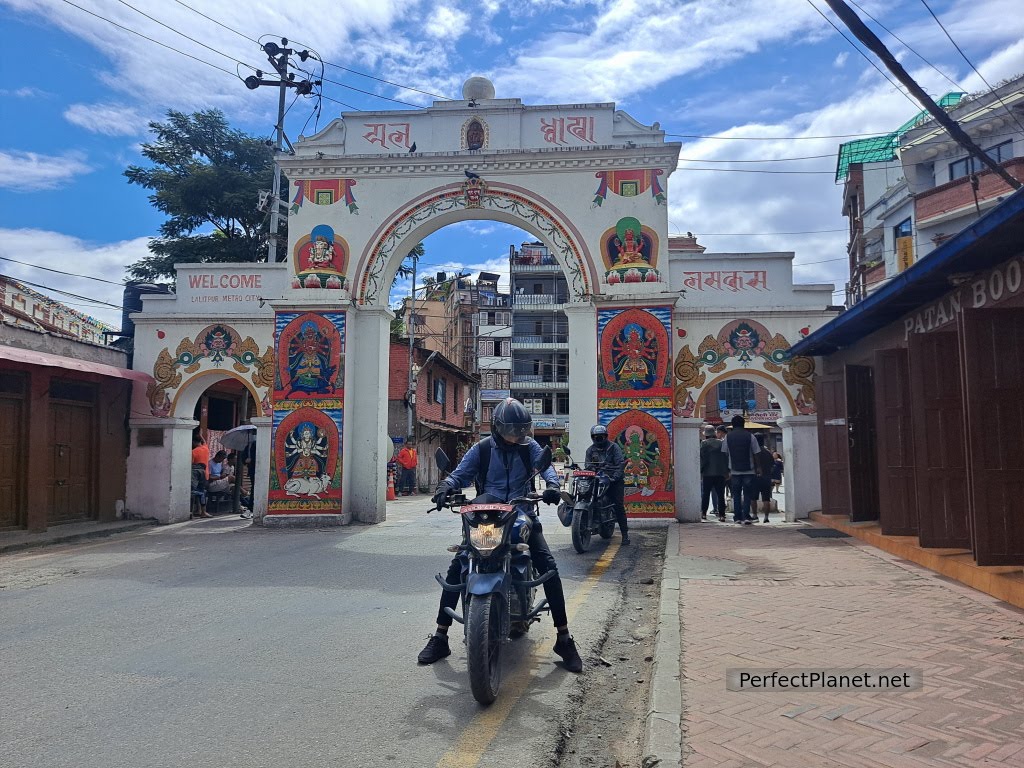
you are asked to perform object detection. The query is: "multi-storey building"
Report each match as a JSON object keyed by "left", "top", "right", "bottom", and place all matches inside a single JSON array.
[
  {"left": 475, "top": 276, "right": 512, "bottom": 438},
  {"left": 509, "top": 242, "right": 569, "bottom": 446},
  {"left": 839, "top": 77, "right": 1024, "bottom": 305}
]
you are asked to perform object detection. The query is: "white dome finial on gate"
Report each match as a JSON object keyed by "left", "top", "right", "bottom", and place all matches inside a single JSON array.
[{"left": 462, "top": 76, "right": 495, "bottom": 101}]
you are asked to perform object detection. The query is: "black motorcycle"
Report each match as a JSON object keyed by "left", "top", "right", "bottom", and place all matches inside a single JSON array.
[
  {"left": 558, "top": 447, "right": 617, "bottom": 553},
  {"left": 431, "top": 447, "right": 554, "bottom": 705}
]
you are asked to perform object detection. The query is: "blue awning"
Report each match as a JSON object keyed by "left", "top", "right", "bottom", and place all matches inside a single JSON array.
[{"left": 792, "top": 187, "right": 1024, "bottom": 357}]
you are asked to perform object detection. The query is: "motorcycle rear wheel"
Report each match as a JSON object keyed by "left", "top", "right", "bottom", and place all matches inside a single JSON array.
[
  {"left": 599, "top": 519, "right": 615, "bottom": 539},
  {"left": 571, "top": 507, "right": 592, "bottom": 553},
  {"left": 467, "top": 593, "right": 504, "bottom": 705}
]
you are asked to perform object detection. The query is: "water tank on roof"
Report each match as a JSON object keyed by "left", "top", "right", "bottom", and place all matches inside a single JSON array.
[{"left": 121, "top": 281, "right": 171, "bottom": 338}]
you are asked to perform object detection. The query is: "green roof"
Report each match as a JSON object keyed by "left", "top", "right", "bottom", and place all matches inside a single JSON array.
[{"left": 835, "top": 92, "right": 965, "bottom": 182}]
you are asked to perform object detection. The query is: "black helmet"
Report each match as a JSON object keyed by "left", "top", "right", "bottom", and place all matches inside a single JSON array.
[
  {"left": 590, "top": 424, "right": 609, "bottom": 445},
  {"left": 492, "top": 398, "right": 532, "bottom": 445}
]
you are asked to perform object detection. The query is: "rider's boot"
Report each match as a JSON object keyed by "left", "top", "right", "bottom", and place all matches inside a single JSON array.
[
  {"left": 554, "top": 632, "right": 584, "bottom": 673},
  {"left": 417, "top": 633, "right": 451, "bottom": 664}
]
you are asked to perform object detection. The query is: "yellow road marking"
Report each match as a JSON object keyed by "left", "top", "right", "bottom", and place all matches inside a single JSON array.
[{"left": 436, "top": 541, "right": 621, "bottom": 768}]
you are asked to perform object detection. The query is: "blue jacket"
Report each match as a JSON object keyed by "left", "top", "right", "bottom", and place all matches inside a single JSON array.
[{"left": 443, "top": 437, "right": 560, "bottom": 503}]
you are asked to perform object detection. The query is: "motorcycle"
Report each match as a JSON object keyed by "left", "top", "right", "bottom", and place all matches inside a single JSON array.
[
  {"left": 430, "top": 446, "right": 555, "bottom": 705},
  {"left": 558, "top": 447, "right": 617, "bottom": 553}
]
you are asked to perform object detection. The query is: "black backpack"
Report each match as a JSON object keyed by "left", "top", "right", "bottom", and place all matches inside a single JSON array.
[{"left": 474, "top": 437, "right": 534, "bottom": 495}]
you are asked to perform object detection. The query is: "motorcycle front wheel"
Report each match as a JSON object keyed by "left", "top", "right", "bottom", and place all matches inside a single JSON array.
[
  {"left": 467, "top": 593, "right": 504, "bottom": 705},
  {"left": 571, "top": 507, "right": 592, "bottom": 553}
]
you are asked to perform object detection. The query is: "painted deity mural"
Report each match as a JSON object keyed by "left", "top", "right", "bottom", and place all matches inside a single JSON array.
[
  {"left": 600, "top": 217, "right": 661, "bottom": 284},
  {"left": 598, "top": 307, "right": 674, "bottom": 518},
  {"left": 292, "top": 225, "right": 348, "bottom": 290},
  {"left": 270, "top": 311, "right": 346, "bottom": 514},
  {"left": 673, "top": 318, "right": 817, "bottom": 417},
  {"left": 146, "top": 323, "right": 274, "bottom": 417}
]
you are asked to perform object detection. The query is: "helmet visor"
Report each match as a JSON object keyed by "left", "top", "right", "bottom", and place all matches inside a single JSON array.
[{"left": 495, "top": 420, "right": 533, "bottom": 444}]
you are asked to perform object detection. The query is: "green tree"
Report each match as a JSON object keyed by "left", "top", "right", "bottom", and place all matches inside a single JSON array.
[{"left": 124, "top": 109, "right": 280, "bottom": 281}]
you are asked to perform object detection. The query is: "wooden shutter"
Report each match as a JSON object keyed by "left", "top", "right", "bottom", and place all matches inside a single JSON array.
[
  {"left": 873, "top": 349, "right": 918, "bottom": 535},
  {"left": 908, "top": 331, "right": 970, "bottom": 549},
  {"left": 847, "top": 365, "right": 880, "bottom": 522},
  {"left": 816, "top": 372, "right": 851, "bottom": 517},
  {"left": 960, "top": 307, "right": 1024, "bottom": 566}
]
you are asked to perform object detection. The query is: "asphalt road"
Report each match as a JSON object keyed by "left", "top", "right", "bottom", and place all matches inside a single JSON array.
[{"left": 0, "top": 496, "right": 639, "bottom": 768}]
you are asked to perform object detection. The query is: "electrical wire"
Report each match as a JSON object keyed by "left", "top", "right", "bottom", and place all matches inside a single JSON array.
[
  {"left": 848, "top": 0, "right": 963, "bottom": 92},
  {"left": 2, "top": 274, "right": 123, "bottom": 309},
  {"left": 57, "top": 0, "right": 243, "bottom": 78},
  {"left": 112, "top": 0, "right": 261, "bottom": 72},
  {"left": 804, "top": 0, "right": 923, "bottom": 111},
  {"left": 0, "top": 255, "right": 124, "bottom": 285},
  {"left": 919, "top": 0, "right": 1024, "bottom": 136}
]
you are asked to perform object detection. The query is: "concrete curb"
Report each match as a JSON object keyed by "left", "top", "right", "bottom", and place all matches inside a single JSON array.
[
  {"left": 644, "top": 521, "right": 682, "bottom": 767},
  {"left": 0, "top": 520, "right": 156, "bottom": 555}
]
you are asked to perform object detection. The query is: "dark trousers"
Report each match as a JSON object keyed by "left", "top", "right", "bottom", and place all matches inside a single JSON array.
[
  {"left": 701, "top": 476, "right": 726, "bottom": 516},
  {"left": 730, "top": 474, "right": 757, "bottom": 521},
  {"left": 436, "top": 496, "right": 568, "bottom": 628},
  {"left": 605, "top": 478, "right": 628, "bottom": 537},
  {"left": 399, "top": 467, "right": 416, "bottom": 494}
]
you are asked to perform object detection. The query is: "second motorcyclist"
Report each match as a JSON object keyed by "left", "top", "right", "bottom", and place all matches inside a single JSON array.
[
  {"left": 417, "top": 397, "right": 584, "bottom": 673},
  {"left": 585, "top": 425, "right": 629, "bottom": 546}
]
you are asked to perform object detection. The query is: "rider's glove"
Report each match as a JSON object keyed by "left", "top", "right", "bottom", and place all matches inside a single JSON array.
[
  {"left": 542, "top": 487, "right": 561, "bottom": 505},
  {"left": 432, "top": 485, "right": 451, "bottom": 510}
]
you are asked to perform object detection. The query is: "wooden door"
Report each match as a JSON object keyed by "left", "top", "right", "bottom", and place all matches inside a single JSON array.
[
  {"left": 847, "top": 365, "right": 880, "bottom": 522},
  {"left": 816, "top": 373, "right": 852, "bottom": 517},
  {"left": 908, "top": 331, "right": 970, "bottom": 549},
  {"left": 960, "top": 307, "right": 1024, "bottom": 566},
  {"left": 873, "top": 349, "right": 918, "bottom": 535},
  {"left": 0, "top": 396, "right": 24, "bottom": 529},
  {"left": 49, "top": 402, "right": 94, "bottom": 524}
]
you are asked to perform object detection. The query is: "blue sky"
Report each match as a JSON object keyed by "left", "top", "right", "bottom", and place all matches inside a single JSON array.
[{"left": 1, "top": 0, "right": 1022, "bottom": 326}]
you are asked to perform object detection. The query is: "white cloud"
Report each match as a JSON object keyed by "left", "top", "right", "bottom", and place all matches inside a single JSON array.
[
  {"left": 424, "top": 5, "right": 469, "bottom": 39},
  {"left": 63, "top": 103, "right": 149, "bottom": 136},
  {"left": 0, "top": 229, "right": 152, "bottom": 326},
  {"left": 0, "top": 150, "right": 92, "bottom": 190},
  {"left": 833, "top": 51, "right": 849, "bottom": 68},
  {"left": 0, "top": 86, "right": 49, "bottom": 98}
]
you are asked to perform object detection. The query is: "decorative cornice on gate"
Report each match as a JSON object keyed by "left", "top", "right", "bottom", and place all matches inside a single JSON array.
[
  {"left": 279, "top": 149, "right": 680, "bottom": 179},
  {"left": 356, "top": 183, "right": 593, "bottom": 306}
]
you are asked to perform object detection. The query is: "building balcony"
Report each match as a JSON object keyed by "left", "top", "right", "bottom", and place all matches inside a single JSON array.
[
  {"left": 511, "top": 262, "right": 562, "bottom": 273},
  {"left": 511, "top": 334, "right": 569, "bottom": 350},
  {"left": 916, "top": 157, "right": 1024, "bottom": 226},
  {"left": 513, "top": 295, "right": 569, "bottom": 308},
  {"left": 511, "top": 378, "right": 569, "bottom": 390}
]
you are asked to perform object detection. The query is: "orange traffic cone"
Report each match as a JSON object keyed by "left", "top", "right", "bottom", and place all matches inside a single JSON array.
[{"left": 386, "top": 468, "right": 397, "bottom": 501}]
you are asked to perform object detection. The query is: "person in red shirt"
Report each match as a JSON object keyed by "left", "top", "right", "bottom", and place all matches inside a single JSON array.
[{"left": 396, "top": 442, "right": 418, "bottom": 495}]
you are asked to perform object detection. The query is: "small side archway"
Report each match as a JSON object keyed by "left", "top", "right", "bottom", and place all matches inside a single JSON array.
[{"left": 672, "top": 317, "right": 822, "bottom": 522}]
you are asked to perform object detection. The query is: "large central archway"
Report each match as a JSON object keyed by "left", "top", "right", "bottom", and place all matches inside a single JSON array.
[{"left": 271, "top": 78, "right": 683, "bottom": 525}]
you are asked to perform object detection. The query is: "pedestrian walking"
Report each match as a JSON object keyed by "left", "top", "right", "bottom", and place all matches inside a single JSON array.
[
  {"left": 699, "top": 426, "right": 728, "bottom": 521},
  {"left": 771, "top": 451, "right": 784, "bottom": 493},
  {"left": 396, "top": 441, "right": 418, "bottom": 496},
  {"left": 721, "top": 415, "right": 759, "bottom": 524},
  {"left": 753, "top": 435, "right": 775, "bottom": 523}
]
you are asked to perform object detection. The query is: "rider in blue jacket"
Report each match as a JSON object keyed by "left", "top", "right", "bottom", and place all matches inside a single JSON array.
[{"left": 418, "top": 397, "right": 584, "bottom": 673}]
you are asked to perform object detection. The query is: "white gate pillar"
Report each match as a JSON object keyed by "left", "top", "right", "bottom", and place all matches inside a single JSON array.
[
  {"left": 564, "top": 302, "right": 598, "bottom": 461},
  {"left": 778, "top": 415, "right": 820, "bottom": 521},
  {"left": 674, "top": 417, "right": 704, "bottom": 522},
  {"left": 250, "top": 415, "right": 272, "bottom": 524},
  {"left": 347, "top": 304, "right": 394, "bottom": 523}
]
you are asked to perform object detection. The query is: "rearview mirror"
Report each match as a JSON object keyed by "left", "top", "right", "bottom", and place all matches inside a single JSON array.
[
  {"left": 535, "top": 446, "right": 552, "bottom": 474},
  {"left": 563, "top": 446, "right": 572, "bottom": 456},
  {"left": 435, "top": 448, "right": 450, "bottom": 474}
]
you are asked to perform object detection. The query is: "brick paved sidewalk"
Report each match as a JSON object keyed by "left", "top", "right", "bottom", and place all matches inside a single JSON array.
[{"left": 677, "top": 523, "right": 1024, "bottom": 768}]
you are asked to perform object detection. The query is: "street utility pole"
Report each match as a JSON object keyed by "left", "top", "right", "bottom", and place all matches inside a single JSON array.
[
  {"left": 406, "top": 251, "right": 418, "bottom": 439},
  {"left": 245, "top": 39, "right": 320, "bottom": 261},
  {"left": 823, "top": 0, "right": 1021, "bottom": 191}
]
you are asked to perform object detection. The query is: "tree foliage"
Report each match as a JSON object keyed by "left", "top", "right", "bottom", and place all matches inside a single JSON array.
[{"left": 124, "top": 109, "right": 281, "bottom": 281}]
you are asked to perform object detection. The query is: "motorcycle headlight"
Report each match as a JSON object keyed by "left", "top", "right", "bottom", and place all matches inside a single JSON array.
[{"left": 469, "top": 523, "right": 502, "bottom": 555}]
